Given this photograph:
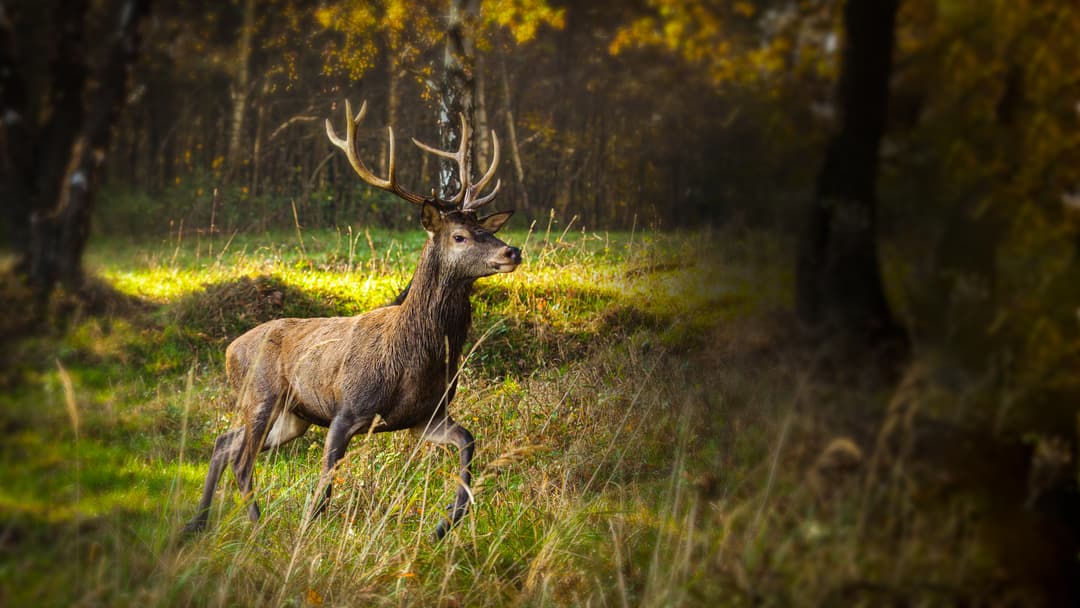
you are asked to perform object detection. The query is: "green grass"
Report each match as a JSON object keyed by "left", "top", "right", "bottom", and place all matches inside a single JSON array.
[{"left": 0, "top": 223, "right": 1052, "bottom": 606}]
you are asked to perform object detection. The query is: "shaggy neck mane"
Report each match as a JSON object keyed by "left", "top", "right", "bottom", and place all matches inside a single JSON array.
[{"left": 398, "top": 238, "right": 473, "bottom": 351}]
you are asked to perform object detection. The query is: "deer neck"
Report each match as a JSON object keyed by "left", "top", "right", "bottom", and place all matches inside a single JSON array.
[{"left": 399, "top": 240, "right": 473, "bottom": 345}]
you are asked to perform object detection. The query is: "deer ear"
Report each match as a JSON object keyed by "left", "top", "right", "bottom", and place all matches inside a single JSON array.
[
  {"left": 421, "top": 202, "right": 442, "bottom": 236},
  {"left": 479, "top": 210, "right": 513, "bottom": 233}
]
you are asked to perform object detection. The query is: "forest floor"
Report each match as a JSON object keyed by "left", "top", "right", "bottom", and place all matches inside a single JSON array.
[{"left": 0, "top": 224, "right": 1072, "bottom": 606}]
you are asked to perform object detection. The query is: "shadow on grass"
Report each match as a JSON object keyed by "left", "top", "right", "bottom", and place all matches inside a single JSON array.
[
  {"left": 471, "top": 288, "right": 670, "bottom": 378},
  {"left": 0, "top": 269, "right": 158, "bottom": 394},
  {"left": 0, "top": 270, "right": 152, "bottom": 342},
  {"left": 170, "top": 274, "right": 342, "bottom": 344}
]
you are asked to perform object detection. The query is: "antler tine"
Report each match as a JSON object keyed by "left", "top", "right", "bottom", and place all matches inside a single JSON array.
[
  {"left": 325, "top": 100, "right": 384, "bottom": 188},
  {"left": 463, "top": 131, "right": 500, "bottom": 210},
  {"left": 465, "top": 178, "right": 502, "bottom": 210},
  {"left": 412, "top": 113, "right": 471, "bottom": 205},
  {"left": 383, "top": 124, "right": 429, "bottom": 204},
  {"left": 325, "top": 99, "right": 427, "bottom": 205},
  {"left": 386, "top": 125, "right": 398, "bottom": 189}
]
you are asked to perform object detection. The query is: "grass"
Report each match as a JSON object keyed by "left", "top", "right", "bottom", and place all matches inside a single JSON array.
[{"left": 0, "top": 221, "right": 1061, "bottom": 606}]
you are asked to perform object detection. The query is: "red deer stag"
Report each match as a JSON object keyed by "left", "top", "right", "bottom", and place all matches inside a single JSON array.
[{"left": 184, "top": 100, "right": 520, "bottom": 539}]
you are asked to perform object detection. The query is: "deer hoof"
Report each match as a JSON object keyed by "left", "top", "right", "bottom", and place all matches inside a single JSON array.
[
  {"left": 181, "top": 518, "right": 207, "bottom": 539},
  {"left": 433, "top": 518, "right": 451, "bottom": 541}
]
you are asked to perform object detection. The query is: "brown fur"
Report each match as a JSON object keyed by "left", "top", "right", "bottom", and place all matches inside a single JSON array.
[{"left": 184, "top": 207, "right": 520, "bottom": 539}]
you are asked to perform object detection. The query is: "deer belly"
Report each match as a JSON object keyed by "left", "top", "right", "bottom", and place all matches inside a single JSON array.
[
  {"left": 263, "top": 412, "right": 311, "bottom": 448},
  {"left": 284, "top": 377, "right": 337, "bottom": 426},
  {"left": 378, "top": 378, "right": 453, "bottom": 431}
]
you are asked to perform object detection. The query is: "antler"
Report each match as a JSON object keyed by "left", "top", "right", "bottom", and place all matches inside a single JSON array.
[
  {"left": 412, "top": 114, "right": 501, "bottom": 211},
  {"left": 325, "top": 100, "right": 428, "bottom": 206},
  {"left": 327, "top": 100, "right": 502, "bottom": 211}
]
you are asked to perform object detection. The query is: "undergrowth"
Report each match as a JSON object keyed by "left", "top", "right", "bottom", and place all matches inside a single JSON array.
[{"left": 0, "top": 222, "right": 1066, "bottom": 606}]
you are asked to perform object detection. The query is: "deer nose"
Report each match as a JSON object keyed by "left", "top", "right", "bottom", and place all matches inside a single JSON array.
[{"left": 506, "top": 246, "right": 522, "bottom": 264}]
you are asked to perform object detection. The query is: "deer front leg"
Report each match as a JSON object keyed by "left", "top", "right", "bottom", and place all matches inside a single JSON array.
[
  {"left": 419, "top": 417, "right": 475, "bottom": 540},
  {"left": 308, "top": 413, "right": 364, "bottom": 520}
]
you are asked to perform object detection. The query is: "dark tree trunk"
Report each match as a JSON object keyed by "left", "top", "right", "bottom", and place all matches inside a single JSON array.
[
  {"left": 10, "top": 0, "right": 151, "bottom": 299},
  {"left": 795, "top": 0, "right": 908, "bottom": 353},
  {"left": 0, "top": 1, "right": 34, "bottom": 254},
  {"left": 2, "top": 0, "right": 91, "bottom": 275}
]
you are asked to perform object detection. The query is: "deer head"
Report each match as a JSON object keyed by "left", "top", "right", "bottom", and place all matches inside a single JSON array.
[{"left": 325, "top": 100, "right": 521, "bottom": 280}]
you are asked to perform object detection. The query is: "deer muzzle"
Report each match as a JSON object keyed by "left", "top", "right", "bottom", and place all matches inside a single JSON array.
[{"left": 490, "top": 246, "right": 522, "bottom": 273}]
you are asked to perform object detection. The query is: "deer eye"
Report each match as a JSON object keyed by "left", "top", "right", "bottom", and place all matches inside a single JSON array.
[{"left": 453, "top": 234, "right": 467, "bottom": 243}]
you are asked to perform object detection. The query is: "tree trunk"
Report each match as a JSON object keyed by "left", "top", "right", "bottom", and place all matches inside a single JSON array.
[
  {"left": 251, "top": 81, "right": 268, "bottom": 201},
  {"left": 379, "top": 39, "right": 401, "bottom": 177},
  {"left": 35, "top": 0, "right": 90, "bottom": 218},
  {"left": 795, "top": 0, "right": 907, "bottom": 353},
  {"left": 473, "top": 52, "right": 490, "bottom": 174},
  {"left": 499, "top": 56, "right": 530, "bottom": 210},
  {"left": 438, "top": 0, "right": 478, "bottom": 199},
  {"left": 0, "top": 0, "right": 35, "bottom": 254},
  {"left": 16, "top": 0, "right": 150, "bottom": 298},
  {"left": 226, "top": 0, "right": 255, "bottom": 179}
]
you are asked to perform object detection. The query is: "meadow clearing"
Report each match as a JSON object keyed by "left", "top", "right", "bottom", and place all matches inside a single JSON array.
[{"left": 0, "top": 222, "right": 1052, "bottom": 606}]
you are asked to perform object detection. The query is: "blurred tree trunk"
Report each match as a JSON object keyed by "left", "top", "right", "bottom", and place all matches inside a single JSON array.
[
  {"left": 795, "top": 0, "right": 908, "bottom": 355},
  {"left": 473, "top": 52, "right": 490, "bottom": 174},
  {"left": 2, "top": 0, "right": 150, "bottom": 299},
  {"left": 499, "top": 56, "right": 529, "bottom": 210},
  {"left": 0, "top": 0, "right": 46, "bottom": 257},
  {"left": 226, "top": 0, "right": 255, "bottom": 179},
  {"left": 251, "top": 81, "right": 269, "bottom": 200},
  {"left": 379, "top": 38, "right": 401, "bottom": 176}
]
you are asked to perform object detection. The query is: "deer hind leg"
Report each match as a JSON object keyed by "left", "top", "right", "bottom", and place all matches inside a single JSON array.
[
  {"left": 236, "top": 409, "right": 311, "bottom": 523},
  {"left": 418, "top": 416, "right": 475, "bottom": 540},
  {"left": 184, "top": 427, "right": 244, "bottom": 535},
  {"left": 231, "top": 396, "right": 282, "bottom": 522}
]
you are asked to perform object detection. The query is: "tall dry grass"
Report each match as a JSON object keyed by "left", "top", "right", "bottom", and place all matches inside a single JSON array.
[{"left": 2, "top": 224, "right": 1059, "bottom": 606}]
